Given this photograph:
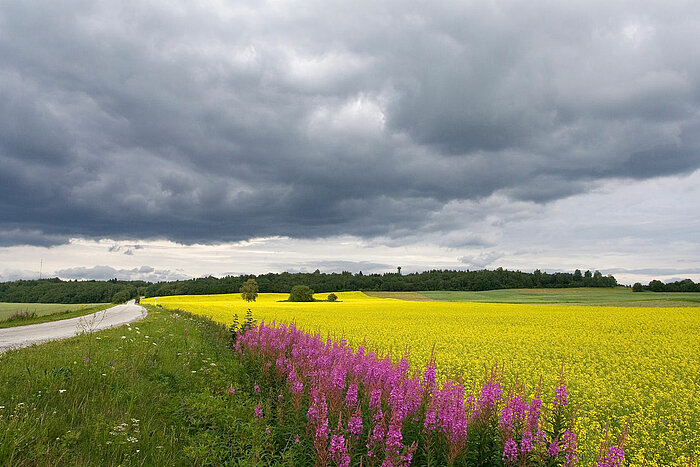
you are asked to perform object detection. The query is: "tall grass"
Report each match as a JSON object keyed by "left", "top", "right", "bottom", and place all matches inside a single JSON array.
[{"left": 0, "top": 306, "right": 269, "bottom": 465}]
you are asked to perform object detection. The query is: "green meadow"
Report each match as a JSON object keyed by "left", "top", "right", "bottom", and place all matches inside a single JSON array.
[
  {"left": 417, "top": 287, "right": 700, "bottom": 306},
  {"left": 0, "top": 306, "right": 275, "bottom": 466},
  {"left": 0, "top": 303, "right": 111, "bottom": 329}
]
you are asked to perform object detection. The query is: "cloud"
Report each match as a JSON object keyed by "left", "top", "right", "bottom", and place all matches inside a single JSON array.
[
  {"left": 55, "top": 265, "right": 189, "bottom": 282},
  {"left": 458, "top": 251, "right": 503, "bottom": 270},
  {"left": 269, "top": 260, "right": 392, "bottom": 275},
  {"left": 0, "top": 229, "right": 69, "bottom": 247},
  {"left": 1, "top": 0, "right": 699, "bottom": 248}
]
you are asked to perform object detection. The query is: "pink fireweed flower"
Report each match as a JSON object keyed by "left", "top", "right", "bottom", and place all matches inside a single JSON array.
[
  {"left": 331, "top": 365, "right": 347, "bottom": 391},
  {"left": 521, "top": 430, "right": 533, "bottom": 456},
  {"left": 477, "top": 380, "right": 503, "bottom": 417},
  {"left": 366, "top": 409, "right": 385, "bottom": 454},
  {"left": 548, "top": 438, "right": 560, "bottom": 457},
  {"left": 554, "top": 384, "right": 568, "bottom": 408},
  {"left": 528, "top": 397, "right": 542, "bottom": 432},
  {"left": 597, "top": 445, "right": 625, "bottom": 467},
  {"left": 423, "top": 405, "right": 436, "bottom": 432},
  {"left": 254, "top": 404, "right": 263, "bottom": 419},
  {"left": 228, "top": 385, "right": 235, "bottom": 395},
  {"left": 502, "top": 438, "right": 518, "bottom": 463},
  {"left": 254, "top": 383, "right": 261, "bottom": 394},
  {"left": 384, "top": 421, "right": 404, "bottom": 460},
  {"left": 369, "top": 388, "right": 382, "bottom": 411},
  {"left": 562, "top": 429, "right": 578, "bottom": 466},
  {"left": 345, "top": 383, "right": 358, "bottom": 408},
  {"left": 347, "top": 408, "right": 363, "bottom": 438},
  {"left": 422, "top": 364, "right": 436, "bottom": 393},
  {"left": 330, "top": 433, "right": 350, "bottom": 467},
  {"left": 314, "top": 417, "right": 330, "bottom": 452}
]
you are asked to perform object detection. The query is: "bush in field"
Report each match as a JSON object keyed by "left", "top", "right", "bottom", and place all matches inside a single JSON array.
[
  {"left": 111, "top": 290, "right": 130, "bottom": 303},
  {"left": 327, "top": 293, "right": 338, "bottom": 302},
  {"left": 240, "top": 278, "right": 259, "bottom": 302},
  {"left": 288, "top": 285, "right": 314, "bottom": 302}
]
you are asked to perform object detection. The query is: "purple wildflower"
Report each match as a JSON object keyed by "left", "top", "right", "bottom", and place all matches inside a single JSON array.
[
  {"left": 562, "top": 429, "right": 578, "bottom": 466},
  {"left": 554, "top": 384, "right": 568, "bottom": 408},
  {"left": 369, "top": 388, "right": 382, "bottom": 410},
  {"left": 347, "top": 408, "right": 363, "bottom": 438},
  {"left": 330, "top": 433, "right": 350, "bottom": 467},
  {"left": 345, "top": 383, "right": 358, "bottom": 408},
  {"left": 548, "top": 438, "right": 560, "bottom": 457},
  {"left": 502, "top": 438, "right": 518, "bottom": 463},
  {"left": 254, "top": 404, "right": 263, "bottom": 419},
  {"left": 521, "top": 430, "right": 533, "bottom": 456},
  {"left": 597, "top": 445, "right": 625, "bottom": 467}
]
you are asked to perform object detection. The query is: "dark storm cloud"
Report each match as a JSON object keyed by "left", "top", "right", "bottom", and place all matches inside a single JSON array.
[{"left": 2, "top": 0, "right": 700, "bottom": 246}]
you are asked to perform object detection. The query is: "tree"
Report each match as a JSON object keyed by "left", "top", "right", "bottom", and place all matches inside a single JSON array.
[
  {"left": 289, "top": 285, "right": 314, "bottom": 302},
  {"left": 327, "top": 293, "right": 338, "bottom": 302},
  {"left": 240, "top": 278, "right": 259, "bottom": 302},
  {"left": 632, "top": 282, "right": 644, "bottom": 292},
  {"left": 111, "top": 290, "right": 130, "bottom": 303}
]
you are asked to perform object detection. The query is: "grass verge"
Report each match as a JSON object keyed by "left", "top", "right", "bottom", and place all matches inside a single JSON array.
[
  {"left": 0, "top": 305, "right": 271, "bottom": 466},
  {"left": 0, "top": 304, "right": 114, "bottom": 329}
]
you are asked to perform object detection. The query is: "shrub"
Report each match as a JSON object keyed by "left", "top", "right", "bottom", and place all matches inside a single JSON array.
[
  {"left": 327, "top": 293, "right": 338, "bottom": 302},
  {"left": 111, "top": 290, "right": 130, "bottom": 303},
  {"left": 288, "top": 285, "right": 315, "bottom": 302}
]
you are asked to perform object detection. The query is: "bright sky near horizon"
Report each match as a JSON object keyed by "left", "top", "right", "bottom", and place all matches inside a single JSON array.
[{"left": 1, "top": 1, "right": 699, "bottom": 285}]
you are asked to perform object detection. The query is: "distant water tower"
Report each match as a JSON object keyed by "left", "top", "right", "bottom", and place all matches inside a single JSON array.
[{"left": 397, "top": 266, "right": 402, "bottom": 275}]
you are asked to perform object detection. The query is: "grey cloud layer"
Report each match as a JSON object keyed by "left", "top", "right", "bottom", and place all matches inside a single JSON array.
[{"left": 1, "top": 0, "right": 699, "bottom": 246}]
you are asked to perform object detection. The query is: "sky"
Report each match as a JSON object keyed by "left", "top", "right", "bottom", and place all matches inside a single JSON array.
[{"left": 1, "top": 0, "right": 699, "bottom": 286}]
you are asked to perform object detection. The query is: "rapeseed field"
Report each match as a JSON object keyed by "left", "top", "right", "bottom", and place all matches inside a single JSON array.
[{"left": 143, "top": 292, "right": 699, "bottom": 466}]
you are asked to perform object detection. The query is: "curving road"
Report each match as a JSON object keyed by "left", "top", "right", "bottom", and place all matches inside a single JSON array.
[{"left": 0, "top": 300, "right": 147, "bottom": 353}]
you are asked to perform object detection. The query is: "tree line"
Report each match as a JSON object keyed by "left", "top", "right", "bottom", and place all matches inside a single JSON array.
[
  {"left": 633, "top": 278, "right": 700, "bottom": 292},
  {"left": 0, "top": 277, "right": 147, "bottom": 304},
  {"left": 0, "top": 268, "right": 619, "bottom": 304}
]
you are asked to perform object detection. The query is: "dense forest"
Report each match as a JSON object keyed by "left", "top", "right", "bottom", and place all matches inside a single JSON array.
[
  {"left": 0, "top": 268, "right": 620, "bottom": 303},
  {"left": 0, "top": 278, "right": 148, "bottom": 304}
]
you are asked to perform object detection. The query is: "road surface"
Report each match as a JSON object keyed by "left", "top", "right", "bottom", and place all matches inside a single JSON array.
[{"left": 0, "top": 300, "right": 146, "bottom": 353}]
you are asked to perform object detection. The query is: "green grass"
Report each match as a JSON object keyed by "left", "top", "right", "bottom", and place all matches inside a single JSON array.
[
  {"left": 0, "top": 303, "right": 112, "bottom": 329},
  {"left": 0, "top": 305, "right": 277, "bottom": 466},
  {"left": 419, "top": 287, "right": 700, "bottom": 306}
]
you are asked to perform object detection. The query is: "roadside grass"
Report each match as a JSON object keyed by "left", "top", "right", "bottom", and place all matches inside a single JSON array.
[
  {"left": 0, "top": 305, "right": 272, "bottom": 466},
  {"left": 0, "top": 303, "right": 112, "bottom": 329},
  {"left": 419, "top": 287, "right": 700, "bottom": 306}
]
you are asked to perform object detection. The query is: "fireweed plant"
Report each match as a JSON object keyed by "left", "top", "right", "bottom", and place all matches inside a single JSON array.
[{"left": 235, "top": 321, "right": 626, "bottom": 466}]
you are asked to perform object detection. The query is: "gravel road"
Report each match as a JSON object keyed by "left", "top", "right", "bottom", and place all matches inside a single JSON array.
[{"left": 0, "top": 300, "right": 146, "bottom": 353}]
